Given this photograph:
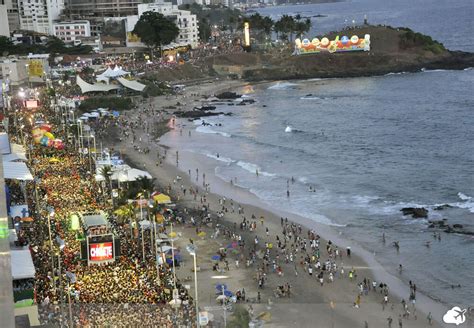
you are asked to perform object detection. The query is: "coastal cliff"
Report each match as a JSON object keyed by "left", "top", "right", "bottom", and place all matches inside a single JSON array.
[{"left": 207, "top": 25, "right": 474, "bottom": 81}]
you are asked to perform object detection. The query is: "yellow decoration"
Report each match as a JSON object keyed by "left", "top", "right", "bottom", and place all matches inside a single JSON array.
[
  {"left": 44, "top": 132, "right": 55, "bottom": 139},
  {"left": 28, "top": 60, "right": 44, "bottom": 77}
]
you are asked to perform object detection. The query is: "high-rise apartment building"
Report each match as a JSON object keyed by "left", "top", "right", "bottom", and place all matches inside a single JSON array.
[
  {"left": 17, "top": 0, "right": 64, "bottom": 34},
  {"left": 1, "top": 0, "right": 20, "bottom": 33}
]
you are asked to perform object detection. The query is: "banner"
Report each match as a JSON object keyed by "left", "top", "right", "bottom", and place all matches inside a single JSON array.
[
  {"left": 10, "top": 205, "right": 29, "bottom": 218},
  {"left": 295, "top": 34, "right": 370, "bottom": 55},
  {"left": 89, "top": 242, "right": 114, "bottom": 261},
  {"left": 28, "top": 60, "right": 44, "bottom": 77}
]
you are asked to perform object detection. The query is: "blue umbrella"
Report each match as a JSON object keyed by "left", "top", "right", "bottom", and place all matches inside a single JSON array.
[
  {"left": 211, "top": 255, "right": 221, "bottom": 261},
  {"left": 224, "top": 290, "right": 233, "bottom": 297},
  {"left": 215, "top": 283, "right": 227, "bottom": 291}
]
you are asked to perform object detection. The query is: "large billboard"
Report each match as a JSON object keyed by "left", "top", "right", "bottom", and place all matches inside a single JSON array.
[
  {"left": 295, "top": 34, "right": 370, "bottom": 55},
  {"left": 28, "top": 60, "right": 44, "bottom": 77},
  {"left": 89, "top": 242, "right": 114, "bottom": 261}
]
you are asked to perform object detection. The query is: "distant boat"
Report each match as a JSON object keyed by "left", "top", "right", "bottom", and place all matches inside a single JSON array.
[{"left": 285, "top": 126, "right": 292, "bottom": 133}]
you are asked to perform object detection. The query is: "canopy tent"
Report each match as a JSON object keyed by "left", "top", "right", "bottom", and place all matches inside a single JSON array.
[
  {"left": 152, "top": 192, "right": 171, "bottom": 204},
  {"left": 11, "top": 249, "right": 35, "bottom": 280},
  {"left": 76, "top": 75, "right": 120, "bottom": 94},
  {"left": 3, "top": 152, "right": 27, "bottom": 162},
  {"left": 11, "top": 143, "right": 26, "bottom": 154},
  {"left": 0, "top": 133, "right": 11, "bottom": 154},
  {"left": 2, "top": 161, "right": 33, "bottom": 180},
  {"left": 117, "top": 77, "right": 146, "bottom": 92},
  {"left": 95, "top": 165, "right": 151, "bottom": 183},
  {"left": 96, "top": 66, "right": 130, "bottom": 80},
  {"left": 123, "top": 168, "right": 152, "bottom": 182}
]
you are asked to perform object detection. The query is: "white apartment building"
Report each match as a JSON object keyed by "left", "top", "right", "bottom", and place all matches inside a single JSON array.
[
  {"left": 17, "top": 0, "right": 64, "bottom": 35},
  {"left": 1, "top": 0, "right": 20, "bottom": 33},
  {"left": 136, "top": 1, "right": 199, "bottom": 48},
  {"left": 53, "top": 21, "right": 91, "bottom": 43},
  {"left": 0, "top": 5, "right": 10, "bottom": 36}
]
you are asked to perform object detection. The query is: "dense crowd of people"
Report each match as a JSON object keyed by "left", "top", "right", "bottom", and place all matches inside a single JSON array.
[{"left": 8, "top": 89, "right": 197, "bottom": 327}]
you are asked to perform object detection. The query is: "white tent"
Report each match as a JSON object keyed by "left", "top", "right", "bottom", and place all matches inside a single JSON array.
[
  {"left": 2, "top": 161, "right": 33, "bottom": 180},
  {"left": 3, "top": 152, "right": 27, "bottom": 162},
  {"left": 117, "top": 77, "right": 146, "bottom": 92},
  {"left": 76, "top": 75, "right": 120, "bottom": 94},
  {"left": 0, "top": 133, "right": 11, "bottom": 154},
  {"left": 123, "top": 168, "right": 152, "bottom": 182},
  {"left": 139, "top": 220, "right": 151, "bottom": 229},
  {"left": 97, "top": 66, "right": 130, "bottom": 80},
  {"left": 11, "top": 249, "right": 36, "bottom": 280}
]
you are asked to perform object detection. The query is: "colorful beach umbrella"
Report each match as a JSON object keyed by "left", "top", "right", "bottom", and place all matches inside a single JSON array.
[{"left": 152, "top": 192, "right": 171, "bottom": 204}]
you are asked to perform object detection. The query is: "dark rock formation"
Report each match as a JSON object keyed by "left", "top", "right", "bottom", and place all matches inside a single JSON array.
[
  {"left": 434, "top": 204, "right": 453, "bottom": 210},
  {"left": 216, "top": 91, "right": 241, "bottom": 99},
  {"left": 400, "top": 207, "right": 428, "bottom": 218}
]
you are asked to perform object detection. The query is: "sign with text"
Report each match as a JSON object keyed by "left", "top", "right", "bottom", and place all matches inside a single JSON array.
[{"left": 89, "top": 242, "right": 113, "bottom": 261}]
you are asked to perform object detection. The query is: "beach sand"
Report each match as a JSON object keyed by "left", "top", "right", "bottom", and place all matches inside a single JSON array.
[{"left": 105, "top": 79, "right": 448, "bottom": 327}]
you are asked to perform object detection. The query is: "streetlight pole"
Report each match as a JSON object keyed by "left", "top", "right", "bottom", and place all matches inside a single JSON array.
[
  {"left": 140, "top": 195, "right": 145, "bottom": 262},
  {"left": 47, "top": 212, "right": 55, "bottom": 286},
  {"left": 170, "top": 223, "right": 176, "bottom": 288},
  {"left": 192, "top": 252, "right": 198, "bottom": 327},
  {"left": 67, "top": 281, "right": 73, "bottom": 328},
  {"left": 57, "top": 253, "right": 64, "bottom": 327},
  {"left": 186, "top": 244, "right": 199, "bottom": 328}
]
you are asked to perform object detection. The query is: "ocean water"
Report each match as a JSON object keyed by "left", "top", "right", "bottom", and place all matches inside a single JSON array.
[{"left": 161, "top": 69, "right": 474, "bottom": 307}]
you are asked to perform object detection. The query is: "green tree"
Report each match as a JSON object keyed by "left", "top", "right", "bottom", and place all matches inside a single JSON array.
[
  {"left": 261, "top": 16, "right": 274, "bottom": 38},
  {"left": 274, "top": 15, "right": 296, "bottom": 42},
  {"left": 46, "top": 37, "right": 67, "bottom": 54},
  {"left": 135, "top": 176, "right": 156, "bottom": 197},
  {"left": 99, "top": 165, "right": 114, "bottom": 195},
  {"left": 133, "top": 11, "right": 179, "bottom": 57},
  {"left": 294, "top": 19, "right": 311, "bottom": 39},
  {"left": 199, "top": 17, "right": 212, "bottom": 41},
  {"left": 0, "top": 36, "right": 14, "bottom": 56}
]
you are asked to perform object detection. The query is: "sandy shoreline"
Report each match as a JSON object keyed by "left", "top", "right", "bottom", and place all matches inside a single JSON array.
[{"left": 107, "top": 79, "right": 449, "bottom": 327}]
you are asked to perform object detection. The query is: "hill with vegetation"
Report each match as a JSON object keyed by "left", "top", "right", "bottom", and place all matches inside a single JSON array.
[{"left": 206, "top": 25, "right": 474, "bottom": 81}]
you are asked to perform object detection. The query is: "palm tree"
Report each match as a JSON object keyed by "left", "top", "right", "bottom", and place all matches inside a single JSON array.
[
  {"left": 135, "top": 176, "right": 156, "bottom": 198},
  {"left": 99, "top": 165, "right": 113, "bottom": 195}
]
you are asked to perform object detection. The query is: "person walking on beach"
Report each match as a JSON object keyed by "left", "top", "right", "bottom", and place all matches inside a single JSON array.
[
  {"left": 387, "top": 317, "right": 393, "bottom": 328},
  {"left": 427, "top": 312, "right": 433, "bottom": 325},
  {"left": 398, "top": 316, "right": 403, "bottom": 328}
]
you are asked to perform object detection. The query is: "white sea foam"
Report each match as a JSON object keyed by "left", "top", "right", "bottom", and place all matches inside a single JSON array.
[
  {"left": 300, "top": 96, "right": 321, "bottom": 100},
  {"left": 268, "top": 82, "right": 298, "bottom": 90},
  {"left": 205, "top": 153, "right": 234, "bottom": 164},
  {"left": 385, "top": 72, "right": 407, "bottom": 76},
  {"left": 236, "top": 161, "right": 276, "bottom": 177},
  {"left": 352, "top": 195, "right": 380, "bottom": 206},
  {"left": 458, "top": 192, "right": 472, "bottom": 201},
  {"left": 298, "top": 177, "right": 309, "bottom": 184},
  {"left": 421, "top": 68, "right": 448, "bottom": 73},
  {"left": 449, "top": 193, "right": 474, "bottom": 213},
  {"left": 195, "top": 126, "right": 231, "bottom": 138}
]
